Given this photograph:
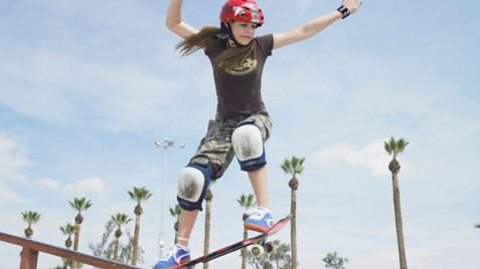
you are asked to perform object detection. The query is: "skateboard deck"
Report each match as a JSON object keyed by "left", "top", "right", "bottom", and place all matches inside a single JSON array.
[{"left": 174, "top": 215, "right": 291, "bottom": 268}]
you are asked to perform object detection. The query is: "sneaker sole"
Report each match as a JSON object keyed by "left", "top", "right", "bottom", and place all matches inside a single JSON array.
[{"left": 244, "top": 222, "right": 269, "bottom": 233}]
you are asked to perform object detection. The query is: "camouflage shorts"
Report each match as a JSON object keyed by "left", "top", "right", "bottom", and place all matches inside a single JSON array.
[{"left": 189, "top": 111, "right": 272, "bottom": 179}]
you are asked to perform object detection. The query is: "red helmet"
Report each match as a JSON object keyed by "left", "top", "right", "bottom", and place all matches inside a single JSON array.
[{"left": 220, "top": 0, "right": 265, "bottom": 26}]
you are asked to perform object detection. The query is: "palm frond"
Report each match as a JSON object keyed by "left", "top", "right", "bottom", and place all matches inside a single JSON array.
[
  {"left": 237, "top": 194, "right": 256, "bottom": 209},
  {"left": 22, "top": 211, "right": 41, "bottom": 225},
  {"left": 281, "top": 158, "right": 293, "bottom": 174},
  {"left": 128, "top": 187, "right": 153, "bottom": 202},
  {"left": 69, "top": 197, "right": 93, "bottom": 213},
  {"left": 169, "top": 205, "right": 181, "bottom": 217},
  {"left": 111, "top": 213, "right": 132, "bottom": 225},
  {"left": 384, "top": 136, "right": 409, "bottom": 159},
  {"left": 282, "top": 156, "right": 305, "bottom": 176}
]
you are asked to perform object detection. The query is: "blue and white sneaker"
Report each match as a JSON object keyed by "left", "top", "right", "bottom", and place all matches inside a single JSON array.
[
  {"left": 154, "top": 244, "right": 191, "bottom": 269},
  {"left": 244, "top": 207, "right": 275, "bottom": 233}
]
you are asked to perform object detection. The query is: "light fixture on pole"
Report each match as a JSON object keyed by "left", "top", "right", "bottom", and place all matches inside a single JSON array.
[{"left": 154, "top": 139, "right": 185, "bottom": 258}]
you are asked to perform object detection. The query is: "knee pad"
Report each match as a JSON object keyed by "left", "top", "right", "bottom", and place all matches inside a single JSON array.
[
  {"left": 231, "top": 124, "right": 267, "bottom": 171},
  {"left": 177, "top": 163, "right": 213, "bottom": 211}
]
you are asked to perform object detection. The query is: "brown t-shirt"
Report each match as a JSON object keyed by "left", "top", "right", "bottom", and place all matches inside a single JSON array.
[{"left": 205, "top": 34, "right": 274, "bottom": 118}]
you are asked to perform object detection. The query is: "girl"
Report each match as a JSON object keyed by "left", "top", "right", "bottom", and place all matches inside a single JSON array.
[{"left": 156, "top": 0, "right": 361, "bottom": 267}]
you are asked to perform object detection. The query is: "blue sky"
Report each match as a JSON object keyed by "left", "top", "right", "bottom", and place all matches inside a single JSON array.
[{"left": 1, "top": 0, "right": 479, "bottom": 268}]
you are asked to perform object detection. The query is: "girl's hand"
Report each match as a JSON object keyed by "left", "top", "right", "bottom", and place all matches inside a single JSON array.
[{"left": 342, "top": 0, "right": 362, "bottom": 14}]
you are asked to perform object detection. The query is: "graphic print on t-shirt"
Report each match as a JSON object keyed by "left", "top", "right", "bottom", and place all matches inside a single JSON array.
[{"left": 225, "top": 58, "right": 258, "bottom": 76}]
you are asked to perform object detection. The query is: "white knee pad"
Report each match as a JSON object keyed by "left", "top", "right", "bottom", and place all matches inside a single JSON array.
[
  {"left": 178, "top": 167, "right": 204, "bottom": 202},
  {"left": 177, "top": 164, "right": 213, "bottom": 211},
  {"left": 232, "top": 124, "right": 266, "bottom": 171}
]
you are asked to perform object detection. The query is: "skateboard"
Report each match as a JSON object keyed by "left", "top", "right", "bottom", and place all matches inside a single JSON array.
[{"left": 174, "top": 215, "right": 291, "bottom": 268}]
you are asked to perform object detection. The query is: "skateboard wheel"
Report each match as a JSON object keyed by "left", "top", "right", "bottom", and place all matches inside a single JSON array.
[
  {"left": 265, "top": 241, "right": 279, "bottom": 253},
  {"left": 249, "top": 244, "right": 265, "bottom": 258}
]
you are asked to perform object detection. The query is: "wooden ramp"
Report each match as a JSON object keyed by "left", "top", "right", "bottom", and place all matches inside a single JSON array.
[{"left": 0, "top": 231, "right": 142, "bottom": 269}]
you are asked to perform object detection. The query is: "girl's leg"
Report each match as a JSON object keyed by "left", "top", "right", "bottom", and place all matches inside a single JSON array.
[
  {"left": 247, "top": 165, "right": 269, "bottom": 208},
  {"left": 177, "top": 209, "right": 199, "bottom": 247},
  {"left": 245, "top": 165, "right": 274, "bottom": 232}
]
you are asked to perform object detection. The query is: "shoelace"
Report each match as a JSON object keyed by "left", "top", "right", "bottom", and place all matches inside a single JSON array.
[
  {"left": 162, "top": 246, "right": 179, "bottom": 261},
  {"left": 249, "top": 212, "right": 264, "bottom": 220}
]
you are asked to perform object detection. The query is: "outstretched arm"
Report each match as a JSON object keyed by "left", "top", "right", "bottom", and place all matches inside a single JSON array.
[
  {"left": 273, "top": 0, "right": 362, "bottom": 50},
  {"left": 165, "top": 0, "right": 199, "bottom": 38}
]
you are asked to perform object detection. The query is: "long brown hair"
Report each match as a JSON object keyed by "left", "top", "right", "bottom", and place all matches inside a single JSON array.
[{"left": 176, "top": 25, "right": 254, "bottom": 71}]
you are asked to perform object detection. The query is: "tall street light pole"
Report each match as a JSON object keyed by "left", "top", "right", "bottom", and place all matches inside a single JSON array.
[{"left": 155, "top": 139, "right": 185, "bottom": 258}]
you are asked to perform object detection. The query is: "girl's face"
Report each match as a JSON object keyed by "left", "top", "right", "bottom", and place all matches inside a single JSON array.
[{"left": 229, "top": 21, "right": 258, "bottom": 45}]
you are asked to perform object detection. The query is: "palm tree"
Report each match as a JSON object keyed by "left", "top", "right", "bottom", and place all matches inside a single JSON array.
[
  {"left": 203, "top": 184, "right": 214, "bottom": 269},
  {"left": 384, "top": 136, "right": 409, "bottom": 269},
  {"left": 281, "top": 156, "right": 305, "bottom": 269},
  {"left": 59, "top": 223, "right": 76, "bottom": 268},
  {"left": 247, "top": 240, "right": 292, "bottom": 269},
  {"left": 69, "top": 197, "right": 92, "bottom": 269},
  {"left": 60, "top": 223, "right": 76, "bottom": 248},
  {"left": 128, "top": 186, "right": 153, "bottom": 266},
  {"left": 169, "top": 205, "right": 182, "bottom": 244},
  {"left": 322, "top": 251, "right": 349, "bottom": 269},
  {"left": 237, "top": 194, "right": 256, "bottom": 269},
  {"left": 111, "top": 213, "right": 132, "bottom": 261},
  {"left": 269, "top": 240, "right": 292, "bottom": 268},
  {"left": 21, "top": 211, "right": 41, "bottom": 239}
]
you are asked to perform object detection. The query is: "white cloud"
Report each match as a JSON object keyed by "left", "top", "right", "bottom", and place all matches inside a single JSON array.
[
  {"left": 313, "top": 139, "right": 390, "bottom": 176},
  {"left": 0, "top": 182, "right": 23, "bottom": 205},
  {"left": 0, "top": 130, "right": 29, "bottom": 182},
  {"left": 35, "top": 177, "right": 61, "bottom": 190},
  {"left": 0, "top": 131, "right": 28, "bottom": 205},
  {"left": 61, "top": 177, "right": 106, "bottom": 196},
  {"left": 35, "top": 176, "right": 106, "bottom": 196},
  {"left": 0, "top": 46, "right": 200, "bottom": 132}
]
